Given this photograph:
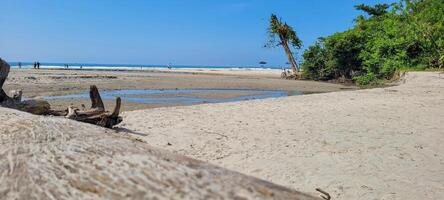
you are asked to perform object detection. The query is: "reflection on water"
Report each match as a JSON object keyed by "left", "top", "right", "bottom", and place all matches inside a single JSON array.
[{"left": 45, "top": 89, "right": 301, "bottom": 105}]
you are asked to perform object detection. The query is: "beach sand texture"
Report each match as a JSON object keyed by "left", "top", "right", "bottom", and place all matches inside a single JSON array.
[{"left": 120, "top": 72, "right": 444, "bottom": 199}]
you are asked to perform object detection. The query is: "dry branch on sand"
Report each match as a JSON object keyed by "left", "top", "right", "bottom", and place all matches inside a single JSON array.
[
  {"left": 48, "top": 85, "right": 122, "bottom": 128},
  {"left": 0, "top": 58, "right": 122, "bottom": 128}
]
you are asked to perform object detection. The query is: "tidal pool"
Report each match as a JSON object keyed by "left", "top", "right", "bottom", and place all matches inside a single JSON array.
[{"left": 45, "top": 89, "right": 301, "bottom": 105}]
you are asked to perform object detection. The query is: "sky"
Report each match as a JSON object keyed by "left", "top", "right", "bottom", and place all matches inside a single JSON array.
[{"left": 0, "top": 0, "right": 396, "bottom": 67}]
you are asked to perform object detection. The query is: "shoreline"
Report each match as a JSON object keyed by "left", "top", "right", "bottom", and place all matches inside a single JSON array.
[
  {"left": 10, "top": 66, "right": 284, "bottom": 76},
  {"left": 5, "top": 68, "right": 355, "bottom": 111}
]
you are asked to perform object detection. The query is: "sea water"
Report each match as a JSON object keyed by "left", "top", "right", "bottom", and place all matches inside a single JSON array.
[{"left": 8, "top": 62, "right": 283, "bottom": 70}]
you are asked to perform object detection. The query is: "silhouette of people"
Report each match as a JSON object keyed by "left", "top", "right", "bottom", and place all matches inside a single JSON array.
[
  {"left": 33, "top": 62, "right": 37, "bottom": 69},
  {"left": 18, "top": 62, "right": 21, "bottom": 69},
  {"left": 37, "top": 62, "right": 40, "bottom": 69}
]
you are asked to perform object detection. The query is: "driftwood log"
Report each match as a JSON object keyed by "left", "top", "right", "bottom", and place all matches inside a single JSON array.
[
  {"left": 0, "top": 58, "right": 122, "bottom": 128},
  {"left": 0, "top": 58, "right": 43, "bottom": 111},
  {"left": 0, "top": 107, "right": 320, "bottom": 200},
  {"left": 48, "top": 85, "right": 122, "bottom": 128},
  {"left": 0, "top": 58, "right": 11, "bottom": 102}
]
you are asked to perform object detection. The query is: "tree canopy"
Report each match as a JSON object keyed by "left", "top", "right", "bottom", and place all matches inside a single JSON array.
[
  {"left": 301, "top": 0, "right": 444, "bottom": 85},
  {"left": 266, "top": 14, "right": 302, "bottom": 49},
  {"left": 354, "top": 3, "right": 390, "bottom": 16},
  {"left": 266, "top": 14, "right": 302, "bottom": 73}
]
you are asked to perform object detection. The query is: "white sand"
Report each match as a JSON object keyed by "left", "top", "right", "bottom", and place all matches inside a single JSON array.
[{"left": 120, "top": 72, "right": 444, "bottom": 199}]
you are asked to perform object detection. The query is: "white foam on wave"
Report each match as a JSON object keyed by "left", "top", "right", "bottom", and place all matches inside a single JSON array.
[{"left": 10, "top": 64, "right": 282, "bottom": 72}]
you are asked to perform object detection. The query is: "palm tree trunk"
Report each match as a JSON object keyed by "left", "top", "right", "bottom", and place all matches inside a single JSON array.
[{"left": 281, "top": 41, "right": 299, "bottom": 73}]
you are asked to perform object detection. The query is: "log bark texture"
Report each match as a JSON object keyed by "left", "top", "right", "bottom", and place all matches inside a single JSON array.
[{"left": 0, "top": 107, "right": 321, "bottom": 200}]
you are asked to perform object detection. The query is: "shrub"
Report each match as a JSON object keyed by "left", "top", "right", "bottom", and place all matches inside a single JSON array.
[
  {"left": 353, "top": 73, "right": 382, "bottom": 86},
  {"left": 301, "top": 0, "right": 444, "bottom": 85}
]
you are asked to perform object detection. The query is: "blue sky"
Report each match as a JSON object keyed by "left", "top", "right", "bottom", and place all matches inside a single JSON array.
[{"left": 1, "top": 0, "right": 396, "bottom": 67}]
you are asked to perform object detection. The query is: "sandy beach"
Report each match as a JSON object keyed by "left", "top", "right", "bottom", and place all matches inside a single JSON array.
[
  {"left": 118, "top": 72, "right": 444, "bottom": 199},
  {"left": 3, "top": 1, "right": 443, "bottom": 199},
  {"left": 2, "top": 68, "right": 443, "bottom": 199},
  {"left": 4, "top": 68, "right": 354, "bottom": 111}
]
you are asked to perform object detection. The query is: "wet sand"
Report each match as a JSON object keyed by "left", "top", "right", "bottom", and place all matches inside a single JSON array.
[{"left": 5, "top": 68, "right": 355, "bottom": 111}]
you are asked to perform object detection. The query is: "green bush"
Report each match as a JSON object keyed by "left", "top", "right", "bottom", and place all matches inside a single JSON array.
[
  {"left": 353, "top": 73, "right": 382, "bottom": 86},
  {"left": 301, "top": 0, "right": 444, "bottom": 85}
]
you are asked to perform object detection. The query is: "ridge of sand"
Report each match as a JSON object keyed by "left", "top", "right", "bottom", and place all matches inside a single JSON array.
[
  {"left": 0, "top": 106, "right": 319, "bottom": 200},
  {"left": 120, "top": 72, "right": 444, "bottom": 199}
]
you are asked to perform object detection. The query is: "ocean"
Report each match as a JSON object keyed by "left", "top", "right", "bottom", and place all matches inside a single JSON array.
[{"left": 8, "top": 62, "right": 283, "bottom": 70}]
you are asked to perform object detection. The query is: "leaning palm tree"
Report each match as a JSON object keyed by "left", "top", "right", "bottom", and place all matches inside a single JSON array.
[{"left": 266, "top": 14, "right": 302, "bottom": 74}]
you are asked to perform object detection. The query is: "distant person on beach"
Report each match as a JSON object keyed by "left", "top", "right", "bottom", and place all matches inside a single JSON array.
[
  {"left": 33, "top": 62, "right": 36, "bottom": 69},
  {"left": 37, "top": 62, "right": 40, "bottom": 69},
  {"left": 18, "top": 62, "right": 21, "bottom": 69},
  {"left": 80, "top": 65, "right": 83, "bottom": 69}
]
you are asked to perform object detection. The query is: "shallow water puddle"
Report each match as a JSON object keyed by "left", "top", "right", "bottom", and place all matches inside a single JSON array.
[{"left": 45, "top": 89, "right": 301, "bottom": 105}]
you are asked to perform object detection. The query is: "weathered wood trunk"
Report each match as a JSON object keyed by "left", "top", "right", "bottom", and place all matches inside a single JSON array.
[
  {"left": 0, "top": 107, "right": 321, "bottom": 200},
  {"left": 54, "top": 85, "right": 123, "bottom": 128},
  {"left": 1, "top": 58, "right": 54, "bottom": 114},
  {"left": 0, "top": 58, "right": 12, "bottom": 102},
  {"left": 0, "top": 58, "right": 122, "bottom": 128}
]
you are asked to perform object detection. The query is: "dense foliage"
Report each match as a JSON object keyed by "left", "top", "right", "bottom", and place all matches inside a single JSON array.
[{"left": 301, "top": 0, "right": 444, "bottom": 85}]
